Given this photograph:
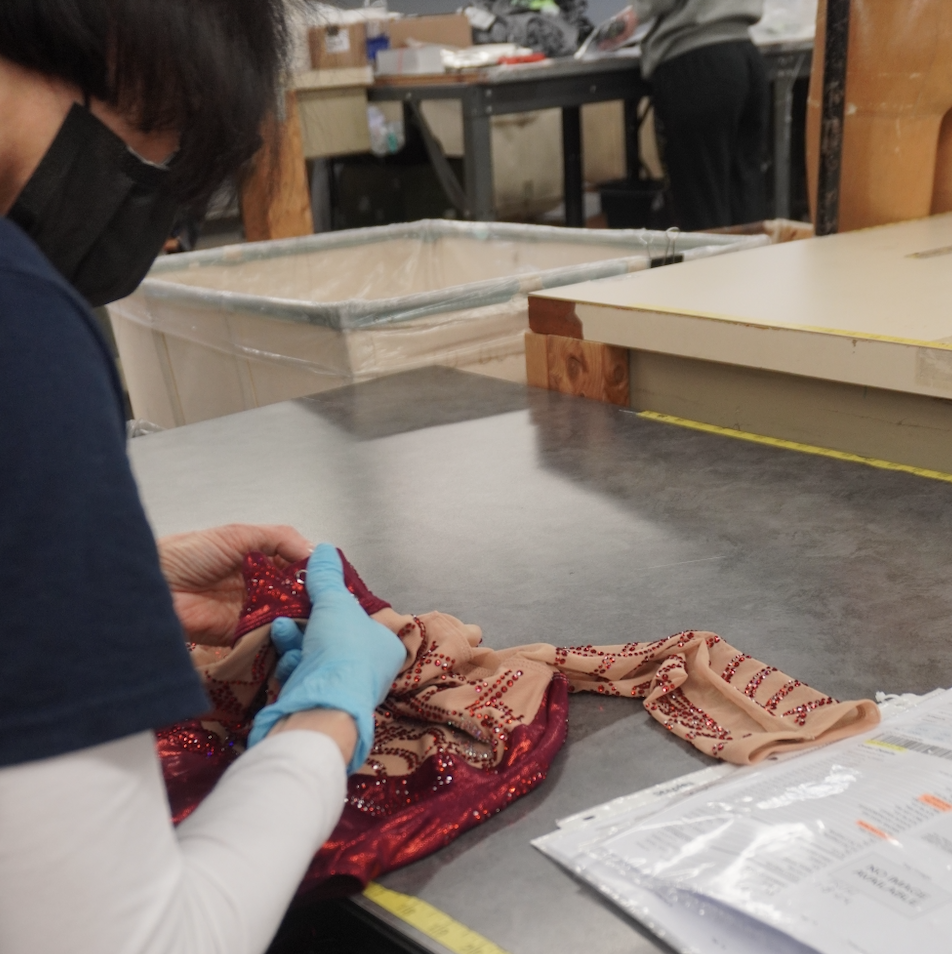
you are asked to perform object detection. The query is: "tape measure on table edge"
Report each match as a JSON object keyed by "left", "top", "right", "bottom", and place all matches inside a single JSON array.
[
  {"left": 638, "top": 410, "right": 952, "bottom": 485},
  {"left": 363, "top": 882, "right": 513, "bottom": 954}
]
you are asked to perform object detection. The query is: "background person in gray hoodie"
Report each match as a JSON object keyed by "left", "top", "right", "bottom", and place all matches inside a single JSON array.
[{"left": 632, "top": 0, "right": 768, "bottom": 230}]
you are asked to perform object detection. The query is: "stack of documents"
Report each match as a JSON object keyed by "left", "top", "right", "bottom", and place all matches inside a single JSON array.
[{"left": 534, "top": 690, "right": 952, "bottom": 954}]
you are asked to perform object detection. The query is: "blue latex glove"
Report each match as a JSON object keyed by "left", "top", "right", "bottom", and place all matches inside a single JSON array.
[
  {"left": 271, "top": 617, "right": 303, "bottom": 684},
  {"left": 248, "top": 544, "right": 407, "bottom": 772}
]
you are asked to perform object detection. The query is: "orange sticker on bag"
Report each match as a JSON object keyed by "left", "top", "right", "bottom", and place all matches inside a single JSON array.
[{"left": 919, "top": 793, "right": 952, "bottom": 811}]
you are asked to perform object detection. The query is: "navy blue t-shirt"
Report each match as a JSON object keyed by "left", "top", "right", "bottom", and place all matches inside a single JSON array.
[{"left": 0, "top": 218, "right": 207, "bottom": 767}]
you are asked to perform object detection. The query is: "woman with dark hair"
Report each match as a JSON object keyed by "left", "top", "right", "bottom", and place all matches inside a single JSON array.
[{"left": 0, "top": 3, "right": 406, "bottom": 951}]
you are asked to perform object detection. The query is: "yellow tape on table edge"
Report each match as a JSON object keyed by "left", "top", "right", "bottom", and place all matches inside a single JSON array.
[
  {"left": 363, "top": 882, "right": 513, "bottom": 954},
  {"left": 637, "top": 410, "right": 952, "bottom": 485}
]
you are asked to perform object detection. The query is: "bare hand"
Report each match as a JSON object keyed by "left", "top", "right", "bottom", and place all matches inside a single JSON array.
[{"left": 158, "top": 524, "right": 313, "bottom": 644}]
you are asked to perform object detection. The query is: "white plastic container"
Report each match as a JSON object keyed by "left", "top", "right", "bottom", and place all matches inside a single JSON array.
[{"left": 108, "top": 219, "right": 765, "bottom": 428}]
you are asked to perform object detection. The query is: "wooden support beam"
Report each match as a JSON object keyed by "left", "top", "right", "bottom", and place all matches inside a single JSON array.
[
  {"left": 525, "top": 331, "right": 629, "bottom": 406},
  {"left": 524, "top": 330, "right": 549, "bottom": 389},
  {"left": 527, "top": 297, "right": 583, "bottom": 338},
  {"left": 240, "top": 92, "right": 314, "bottom": 242}
]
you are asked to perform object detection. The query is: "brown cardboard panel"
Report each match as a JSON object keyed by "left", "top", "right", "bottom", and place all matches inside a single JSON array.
[{"left": 806, "top": 0, "right": 952, "bottom": 231}]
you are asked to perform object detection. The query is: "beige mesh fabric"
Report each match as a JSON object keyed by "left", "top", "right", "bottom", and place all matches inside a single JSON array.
[{"left": 188, "top": 610, "right": 880, "bottom": 773}]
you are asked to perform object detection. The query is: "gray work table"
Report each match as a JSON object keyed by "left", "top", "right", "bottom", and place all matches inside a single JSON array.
[
  {"left": 129, "top": 367, "right": 952, "bottom": 954},
  {"left": 369, "top": 40, "right": 812, "bottom": 226}
]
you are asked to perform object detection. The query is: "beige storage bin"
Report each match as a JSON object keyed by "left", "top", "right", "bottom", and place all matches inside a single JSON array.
[{"left": 109, "top": 219, "right": 764, "bottom": 428}]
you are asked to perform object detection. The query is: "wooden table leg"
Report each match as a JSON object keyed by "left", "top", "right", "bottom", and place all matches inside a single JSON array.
[
  {"left": 463, "top": 103, "right": 495, "bottom": 221},
  {"left": 240, "top": 91, "right": 314, "bottom": 242}
]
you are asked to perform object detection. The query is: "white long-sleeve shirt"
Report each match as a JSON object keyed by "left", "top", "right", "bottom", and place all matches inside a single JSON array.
[{"left": 0, "top": 730, "right": 346, "bottom": 954}]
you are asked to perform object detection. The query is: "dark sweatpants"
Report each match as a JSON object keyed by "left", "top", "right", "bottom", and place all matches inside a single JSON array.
[{"left": 651, "top": 39, "right": 769, "bottom": 231}]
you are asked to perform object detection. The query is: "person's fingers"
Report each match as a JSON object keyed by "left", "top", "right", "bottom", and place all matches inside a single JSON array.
[
  {"left": 221, "top": 524, "right": 314, "bottom": 564},
  {"left": 274, "top": 648, "right": 303, "bottom": 683},
  {"left": 271, "top": 616, "right": 305, "bottom": 655},
  {"left": 305, "top": 542, "right": 346, "bottom": 598},
  {"left": 266, "top": 525, "right": 313, "bottom": 563}
]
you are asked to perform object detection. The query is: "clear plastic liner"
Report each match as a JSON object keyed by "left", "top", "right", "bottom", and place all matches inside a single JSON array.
[
  {"left": 137, "top": 220, "right": 764, "bottom": 330},
  {"left": 108, "top": 219, "right": 765, "bottom": 428}
]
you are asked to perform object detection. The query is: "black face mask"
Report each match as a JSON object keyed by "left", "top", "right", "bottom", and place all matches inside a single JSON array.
[{"left": 8, "top": 104, "right": 180, "bottom": 307}]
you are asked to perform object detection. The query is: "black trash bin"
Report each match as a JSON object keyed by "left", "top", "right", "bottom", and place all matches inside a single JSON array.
[{"left": 599, "top": 177, "right": 671, "bottom": 230}]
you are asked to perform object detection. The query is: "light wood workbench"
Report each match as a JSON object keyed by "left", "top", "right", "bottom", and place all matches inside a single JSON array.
[{"left": 527, "top": 214, "right": 952, "bottom": 473}]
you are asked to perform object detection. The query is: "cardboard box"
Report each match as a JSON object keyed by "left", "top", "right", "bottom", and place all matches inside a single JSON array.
[
  {"left": 388, "top": 14, "right": 471, "bottom": 49},
  {"left": 308, "top": 23, "right": 367, "bottom": 70}
]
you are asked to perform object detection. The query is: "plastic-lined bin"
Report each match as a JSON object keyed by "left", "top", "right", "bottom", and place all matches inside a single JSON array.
[{"left": 108, "top": 219, "right": 765, "bottom": 428}]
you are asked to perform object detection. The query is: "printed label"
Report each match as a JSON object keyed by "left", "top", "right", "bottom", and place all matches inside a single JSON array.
[
  {"left": 834, "top": 853, "right": 951, "bottom": 918},
  {"left": 324, "top": 28, "right": 351, "bottom": 55}
]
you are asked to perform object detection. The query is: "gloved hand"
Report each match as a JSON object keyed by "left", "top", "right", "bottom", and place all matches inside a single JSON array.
[
  {"left": 271, "top": 617, "right": 304, "bottom": 684},
  {"left": 248, "top": 544, "right": 408, "bottom": 773}
]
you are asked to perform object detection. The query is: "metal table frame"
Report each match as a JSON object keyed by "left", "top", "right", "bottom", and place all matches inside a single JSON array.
[
  {"left": 370, "top": 41, "right": 812, "bottom": 227},
  {"left": 763, "top": 40, "right": 814, "bottom": 220}
]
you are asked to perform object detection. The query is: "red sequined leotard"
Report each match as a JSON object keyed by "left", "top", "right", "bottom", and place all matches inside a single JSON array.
[{"left": 157, "top": 551, "right": 879, "bottom": 900}]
